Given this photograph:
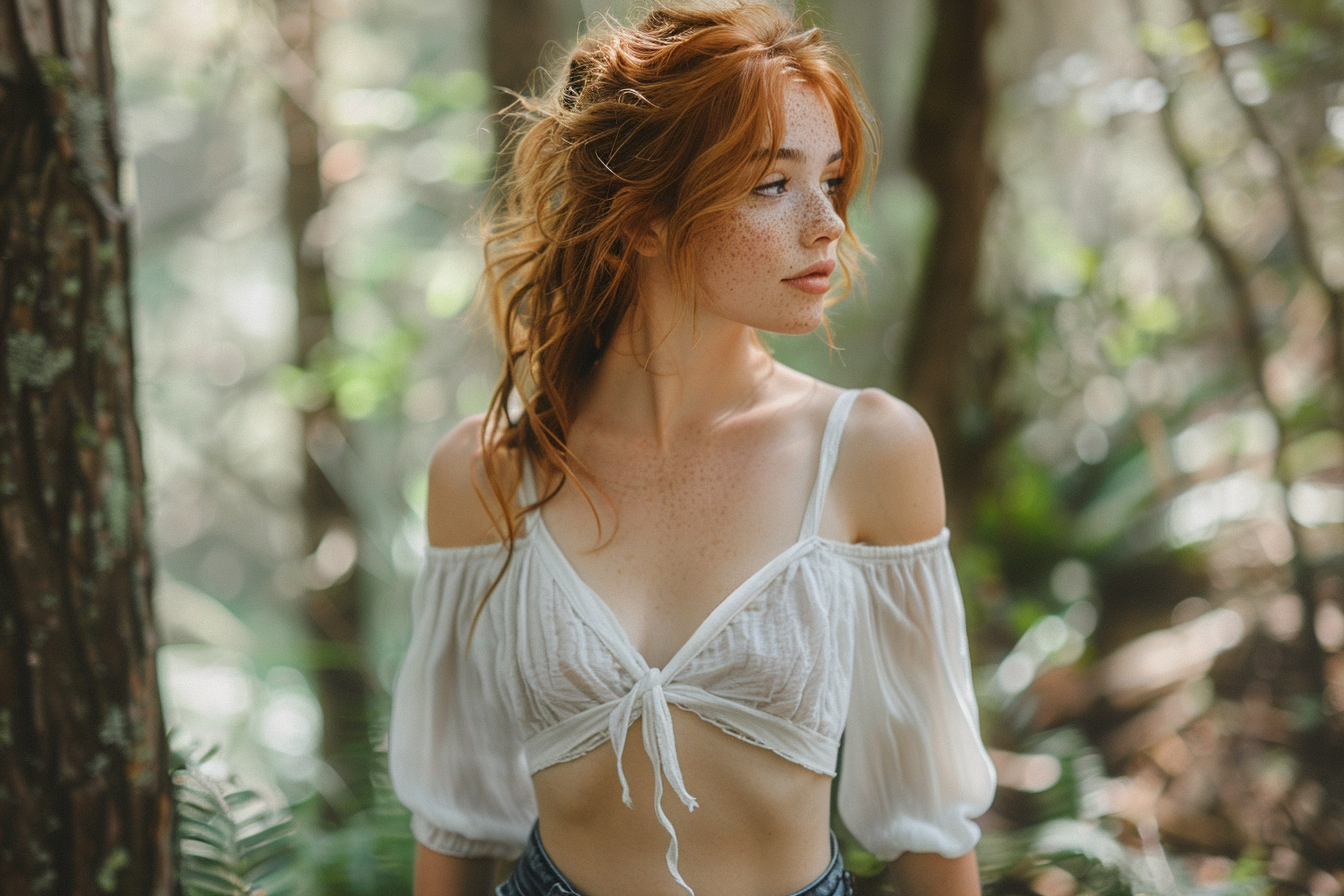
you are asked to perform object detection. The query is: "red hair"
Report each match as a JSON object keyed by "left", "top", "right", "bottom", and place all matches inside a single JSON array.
[{"left": 474, "top": 1, "right": 877, "bottom": 581}]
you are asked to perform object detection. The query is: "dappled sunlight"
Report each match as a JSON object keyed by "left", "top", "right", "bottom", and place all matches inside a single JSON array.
[{"left": 91, "top": 0, "right": 1344, "bottom": 890}]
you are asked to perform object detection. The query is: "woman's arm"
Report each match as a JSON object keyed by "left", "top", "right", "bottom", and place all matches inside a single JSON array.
[
  {"left": 838, "top": 391, "right": 990, "bottom": 896},
  {"left": 413, "top": 844, "right": 497, "bottom": 896},
  {"left": 408, "top": 417, "right": 520, "bottom": 896},
  {"left": 888, "top": 850, "right": 982, "bottom": 896}
]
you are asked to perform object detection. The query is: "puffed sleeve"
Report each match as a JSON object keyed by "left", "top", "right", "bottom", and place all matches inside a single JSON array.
[
  {"left": 837, "top": 530, "right": 996, "bottom": 860},
  {"left": 388, "top": 545, "right": 537, "bottom": 858}
]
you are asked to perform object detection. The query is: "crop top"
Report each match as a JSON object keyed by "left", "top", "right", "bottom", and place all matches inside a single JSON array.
[{"left": 388, "top": 389, "right": 997, "bottom": 894}]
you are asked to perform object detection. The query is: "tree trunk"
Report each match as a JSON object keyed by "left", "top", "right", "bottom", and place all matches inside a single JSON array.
[
  {"left": 0, "top": 0, "right": 175, "bottom": 890},
  {"left": 486, "top": 0, "right": 576, "bottom": 182},
  {"left": 487, "top": 0, "right": 561, "bottom": 114},
  {"left": 897, "top": 0, "right": 1001, "bottom": 533},
  {"left": 274, "top": 0, "right": 372, "bottom": 819}
]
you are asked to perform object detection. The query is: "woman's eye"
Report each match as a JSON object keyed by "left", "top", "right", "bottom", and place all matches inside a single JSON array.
[
  {"left": 824, "top": 176, "right": 846, "bottom": 195},
  {"left": 753, "top": 178, "right": 788, "bottom": 196}
]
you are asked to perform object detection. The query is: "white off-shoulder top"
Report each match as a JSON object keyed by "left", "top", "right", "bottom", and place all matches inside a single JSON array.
[{"left": 388, "top": 390, "right": 996, "bottom": 894}]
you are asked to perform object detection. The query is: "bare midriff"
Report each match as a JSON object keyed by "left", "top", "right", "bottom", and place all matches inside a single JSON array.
[{"left": 531, "top": 710, "right": 834, "bottom": 896}]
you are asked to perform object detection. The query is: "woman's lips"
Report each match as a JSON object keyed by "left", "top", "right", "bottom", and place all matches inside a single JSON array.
[{"left": 784, "top": 260, "right": 836, "bottom": 295}]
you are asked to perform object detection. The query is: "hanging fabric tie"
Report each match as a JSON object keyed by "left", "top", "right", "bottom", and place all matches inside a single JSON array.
[{"left": 607, "top": 665, "right": 698, "bottom": 895}]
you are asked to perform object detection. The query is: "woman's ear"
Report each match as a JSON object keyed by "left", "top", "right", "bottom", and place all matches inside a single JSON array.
[{"left": 628, "top": 219, "right": 667, "bottom": 257}]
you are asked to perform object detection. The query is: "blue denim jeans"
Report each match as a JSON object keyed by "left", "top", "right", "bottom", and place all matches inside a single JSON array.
[{"left": 496, "top": 824, "right": 854, "bottom": 896}]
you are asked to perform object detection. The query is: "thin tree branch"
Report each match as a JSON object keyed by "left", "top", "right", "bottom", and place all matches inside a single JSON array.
[
  {"left": 1123, "top": 0, "right": 1326, "bottom": 696},
  {"left": 1188, "top": 0, "right": 1344, "bottom": 407}
]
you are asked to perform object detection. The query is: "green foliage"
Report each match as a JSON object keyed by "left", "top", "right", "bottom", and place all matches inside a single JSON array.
[
  {"left": 979, "top": 820, "right": 1139, "bottom": 896},
  {"left": 1071, "top": 448, "right": 1156, "bottom": 550},
  {"left": 1018, "top": 728, "right": 1108, "bottom": 823},
  {"left": 287, "top": 805, "right": 416, "bottom": 896},
  {"left": 978, "top": 445, "right": 1075, "bottom": 555},
  {"left": 281, "top": 738, "right": 416, "bottom": 896},
  {"left": 171, "top": 740, "right": 298, "bottom": 896},
  {"left": 407, "top": 70, "right": 489, "bottom": 116},
  {"left": 980, "top": 820, "right": 1271, "bottom": 896},
  {"left": 844, "top": 813, "right": 1239, "bottom": 896},
  {"left": 274, "top": 327, "right": 422, "bottom": 419}
]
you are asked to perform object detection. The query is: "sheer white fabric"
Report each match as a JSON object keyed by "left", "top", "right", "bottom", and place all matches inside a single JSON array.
[{"left": 387, "top": 390, "right": 996, "bottom": 888}]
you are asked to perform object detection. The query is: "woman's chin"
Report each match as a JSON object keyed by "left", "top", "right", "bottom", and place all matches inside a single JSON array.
[{"left": 761, "top": 310, "right": 827, "bottom": 337}]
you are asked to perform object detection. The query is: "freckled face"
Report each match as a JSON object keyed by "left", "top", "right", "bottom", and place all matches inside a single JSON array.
[{"left": 691, "top": 83, "right": 847, "bottom": 335}]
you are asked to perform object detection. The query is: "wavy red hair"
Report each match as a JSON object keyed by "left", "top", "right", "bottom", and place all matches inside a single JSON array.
[{"left": 474, "top": 1, "right": 877, "bottom": 584}]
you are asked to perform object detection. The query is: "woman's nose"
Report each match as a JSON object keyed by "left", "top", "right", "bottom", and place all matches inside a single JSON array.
[{"left": 803, "top": 190, "right": 845, "bottom": 245}]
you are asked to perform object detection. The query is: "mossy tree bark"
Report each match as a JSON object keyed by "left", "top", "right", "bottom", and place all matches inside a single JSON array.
[{"left": 0, "top": 0, "right": 174, "bottom": 891}]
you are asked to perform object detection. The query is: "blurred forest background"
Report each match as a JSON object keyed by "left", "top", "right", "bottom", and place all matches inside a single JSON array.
[{"left": 98, "top": 0, "right": 1344, "bottom": 891}]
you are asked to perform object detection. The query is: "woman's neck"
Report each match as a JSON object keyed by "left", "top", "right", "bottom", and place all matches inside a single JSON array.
[{"left": 585, "top": 300, "right": 776, "bottom": 450}]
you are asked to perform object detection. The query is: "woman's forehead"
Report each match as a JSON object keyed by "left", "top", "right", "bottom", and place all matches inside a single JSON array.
[{"left": 757, "top": 84, "right": 843, "bottom": 162}]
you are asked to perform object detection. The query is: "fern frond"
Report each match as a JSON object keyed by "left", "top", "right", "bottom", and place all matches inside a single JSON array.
[{"left": 170, "top": 735, "right": 298, "bottom": 896}]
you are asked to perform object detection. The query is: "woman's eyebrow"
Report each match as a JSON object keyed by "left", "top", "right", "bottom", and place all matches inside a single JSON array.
[{"left": 750, "top": 147, "right": 845, "bottom": 164}]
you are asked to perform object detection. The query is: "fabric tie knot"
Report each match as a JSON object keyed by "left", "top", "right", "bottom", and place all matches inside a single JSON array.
[{"left": 607, "top": 665, "right": 698, "bottom": 895}]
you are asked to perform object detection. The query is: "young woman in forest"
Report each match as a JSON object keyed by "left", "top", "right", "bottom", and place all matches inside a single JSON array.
[{"left": 388, "top": 4, "right": 996, "bottom": 895}]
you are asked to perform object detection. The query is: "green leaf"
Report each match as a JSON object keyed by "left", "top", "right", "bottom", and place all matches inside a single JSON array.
[{"left": 172, "top": 737, "right": 297, "bottom": 896}]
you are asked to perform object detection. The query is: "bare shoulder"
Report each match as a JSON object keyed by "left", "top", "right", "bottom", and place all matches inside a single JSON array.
[
  {"left": 832, "top": 388, "right": 947, "bottom": 546},
  {"left": 426, "top": 413, "right": 516, "bottom": 548}
]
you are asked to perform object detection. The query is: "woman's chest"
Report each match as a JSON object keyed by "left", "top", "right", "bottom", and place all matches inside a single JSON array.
[
  {"left": 494, "top": 550, "right": 859, "bottom": 739},
  {"left": 538, "top": 445, "right": 820, "bottom": 668}
]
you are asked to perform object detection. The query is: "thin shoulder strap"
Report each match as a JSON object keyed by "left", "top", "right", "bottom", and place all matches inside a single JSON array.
[
  {"left": 798, "top": 389, "right": 861, "bottom": 540},
  {"left": 517, "top": 454, "right": 538, "bottom": 509}
]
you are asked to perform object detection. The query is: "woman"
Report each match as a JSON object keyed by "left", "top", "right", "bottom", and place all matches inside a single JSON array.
[{"left": 389, "top": 4, "right": 997, "bottom": 896}]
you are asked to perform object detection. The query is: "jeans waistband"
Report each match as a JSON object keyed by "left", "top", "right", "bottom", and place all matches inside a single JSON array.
[{"left": 497, "top": 824, "right": 853, "bottom": 896}]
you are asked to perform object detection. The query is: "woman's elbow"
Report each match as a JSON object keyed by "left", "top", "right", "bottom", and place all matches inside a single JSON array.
[
  {"left": 887, "top": 848, "right": 983, "bottom": 896},
  {"left": 414, "top": 843, "right": 498, "bottom": 896}
]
